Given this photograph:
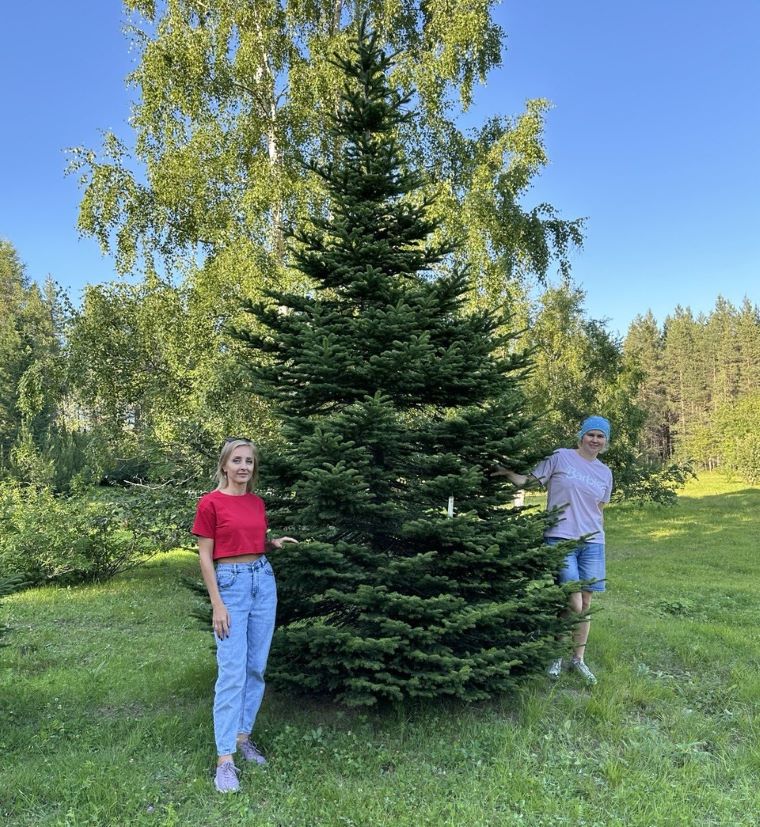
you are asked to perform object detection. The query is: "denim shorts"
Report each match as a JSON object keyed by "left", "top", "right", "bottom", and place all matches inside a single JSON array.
[{"left": 545, "top": 537, "right": 606, "bottom": 592}]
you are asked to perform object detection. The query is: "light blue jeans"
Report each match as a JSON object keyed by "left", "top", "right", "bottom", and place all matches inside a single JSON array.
[{"left": 213, "top": 558, "right": 277, "bottom": 756}]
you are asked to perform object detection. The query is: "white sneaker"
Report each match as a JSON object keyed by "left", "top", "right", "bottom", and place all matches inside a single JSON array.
[
  {"left": 547, "top": 658, "right": 563, "bottom": 679},
  {"left": 570, "top": 658, "right": 597, "bottom": 685}
]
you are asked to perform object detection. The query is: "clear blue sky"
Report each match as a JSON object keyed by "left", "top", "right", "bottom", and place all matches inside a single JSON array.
[{"left": 2, "top": 1, "right": 758, "bottom": 338}]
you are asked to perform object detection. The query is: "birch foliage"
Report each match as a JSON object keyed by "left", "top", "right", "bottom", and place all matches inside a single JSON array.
[{"left": 71, "top": 1, "right": 581, "bottom": 304}]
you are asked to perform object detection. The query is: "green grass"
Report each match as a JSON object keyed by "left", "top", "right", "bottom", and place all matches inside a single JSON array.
[{"left": 2, "top": 472, "right": 759, "bottom": 826}]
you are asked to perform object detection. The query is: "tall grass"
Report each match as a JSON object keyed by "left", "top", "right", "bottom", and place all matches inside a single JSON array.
[{"left": 1, "top": 472, "right": 759, "bottom": 826}]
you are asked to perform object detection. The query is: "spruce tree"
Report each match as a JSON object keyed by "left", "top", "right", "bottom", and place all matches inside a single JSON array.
[{"left": 237, "top": 20, "right": 569, "bottom": 705}]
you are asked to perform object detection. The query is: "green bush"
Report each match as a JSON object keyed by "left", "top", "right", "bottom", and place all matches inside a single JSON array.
[
  {"left": 610, "top": 457, "right": 695, "bottom": 505},
  {"left": 0, "top": 482, "right": 195, "bottom": 586}
]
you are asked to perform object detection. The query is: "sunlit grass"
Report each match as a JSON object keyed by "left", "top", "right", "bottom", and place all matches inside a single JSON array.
[{"left": 1, "top": 471, "right": 759, "bottom": 825}]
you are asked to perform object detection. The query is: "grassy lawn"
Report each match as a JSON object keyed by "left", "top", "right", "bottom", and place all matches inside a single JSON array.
[{"left": 2, "top": 472, "right": 759, "bottom": 826}]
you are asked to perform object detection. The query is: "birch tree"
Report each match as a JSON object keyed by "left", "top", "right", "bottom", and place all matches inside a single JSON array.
[{"left": 71, "top": 1, "right": 582, "bottom": 305}]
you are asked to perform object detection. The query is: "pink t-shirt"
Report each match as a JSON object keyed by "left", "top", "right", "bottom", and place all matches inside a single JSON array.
[
  {"left": 531, "top": 448, "right": 613, "bottom": 542},
  {"left": 192, "top": 489, "right": 269, "bottom": 560}
]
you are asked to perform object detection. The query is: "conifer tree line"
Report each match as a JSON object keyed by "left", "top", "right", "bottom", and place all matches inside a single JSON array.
[{"left": 625, "top": 300, "right": 760, "bottom": 482}]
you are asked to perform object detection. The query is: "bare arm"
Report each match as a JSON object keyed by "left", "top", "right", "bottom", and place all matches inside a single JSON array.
[
  {"left": 198, "top": 536, "right": 231, "bottom": 639},
  {"left": 492, "top": 464, "right": 532, "bottom": 487},
  {"left": 266, "top": 535, "right": 298, "bottom": 551}
]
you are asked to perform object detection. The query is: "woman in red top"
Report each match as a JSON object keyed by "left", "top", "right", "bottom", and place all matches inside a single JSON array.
[{"left": 192, "top": 438, "right": 297, "bottom": 793}]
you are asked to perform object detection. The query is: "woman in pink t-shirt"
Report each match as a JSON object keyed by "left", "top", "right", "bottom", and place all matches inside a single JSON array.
[
  {"left": 494, "top": 416, "right": 613, "bottom": 685},
  {"left": 192, "top": 438, "right": 297, "bottom": 793}
]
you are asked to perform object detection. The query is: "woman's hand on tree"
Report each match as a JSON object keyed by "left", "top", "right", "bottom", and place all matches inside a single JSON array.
[
  {"left": 269, "top": 536, "right": 298, "bottom": 549},
  {"left": 492, "top": 464, "right": 529, "bottom": 487}
]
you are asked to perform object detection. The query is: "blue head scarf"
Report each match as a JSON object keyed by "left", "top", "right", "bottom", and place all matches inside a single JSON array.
[{"left": 577, "top": 415, "right": 611, "bottom": 441}]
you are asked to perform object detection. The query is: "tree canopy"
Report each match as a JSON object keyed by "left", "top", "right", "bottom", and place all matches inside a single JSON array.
[{"left": 70, "top": 0, "right": 582, "bottom": 306}]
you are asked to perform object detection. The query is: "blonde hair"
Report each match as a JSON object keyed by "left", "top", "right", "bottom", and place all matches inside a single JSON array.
[{"left": 214, "top": 438, "right": 259, "bottom": 493}]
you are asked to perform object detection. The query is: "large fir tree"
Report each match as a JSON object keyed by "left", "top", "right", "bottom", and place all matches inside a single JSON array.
[{"left": 237, "top": 20, "right": 569, "bottom": 705}]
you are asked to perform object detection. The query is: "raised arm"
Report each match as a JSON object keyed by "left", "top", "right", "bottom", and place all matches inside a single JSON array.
[{"left": 492, "top": 464, "right": 532, "bottom": 487}]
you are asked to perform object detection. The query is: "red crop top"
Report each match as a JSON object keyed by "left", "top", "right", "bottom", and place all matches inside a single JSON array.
[{"left": 192, "top": 490, "right": 269, "bottom": 560}]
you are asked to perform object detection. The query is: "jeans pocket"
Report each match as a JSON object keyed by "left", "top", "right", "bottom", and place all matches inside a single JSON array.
[{"left": 216, "top": 568, "right": 237, "bottom": 589}]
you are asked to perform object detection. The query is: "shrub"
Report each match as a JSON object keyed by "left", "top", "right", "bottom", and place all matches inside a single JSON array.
[
  {"left": 0, "top": 482, "right": 195, "bottom": 586},
  {"left": 610, "top": 458, "right": 695, "bottom": 506}
]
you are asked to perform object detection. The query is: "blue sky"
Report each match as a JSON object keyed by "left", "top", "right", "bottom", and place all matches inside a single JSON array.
[{"left": 1, "top": 1, "right": 758, "bottom": 338}]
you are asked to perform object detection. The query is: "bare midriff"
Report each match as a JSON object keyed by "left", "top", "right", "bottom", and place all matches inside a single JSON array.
[{"left": 215, "top": 553, "right": 266, "bottom": 565}]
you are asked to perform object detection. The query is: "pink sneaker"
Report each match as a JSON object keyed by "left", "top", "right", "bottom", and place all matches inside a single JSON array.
[
  {"left": 238, "top": 737, "right": 267, "bottom": 765},
  {"left": 214, "top": 760, "right": 240, "bottom": 793}
]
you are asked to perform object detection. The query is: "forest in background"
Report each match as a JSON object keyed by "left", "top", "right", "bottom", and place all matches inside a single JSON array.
[{"left": 3, "top": 236, "right": 758, "bottom": 494}]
